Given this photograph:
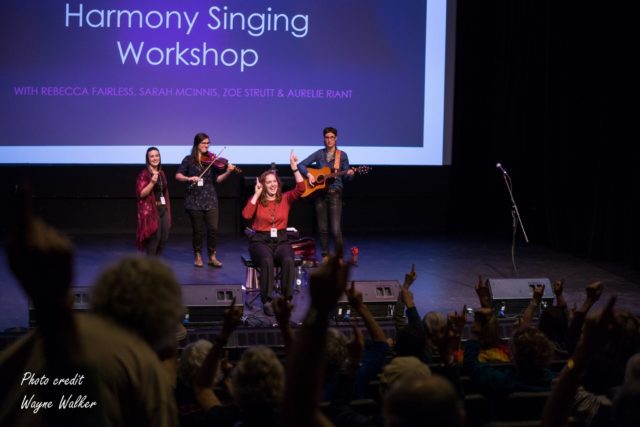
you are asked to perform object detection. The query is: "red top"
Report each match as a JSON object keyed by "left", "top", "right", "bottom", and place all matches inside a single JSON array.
[
  {"left": 242, "top": 181, "right": 305, "bottom": 231},
  {"left": 135, "top": 169, "right": 171, "bottom": 250}
]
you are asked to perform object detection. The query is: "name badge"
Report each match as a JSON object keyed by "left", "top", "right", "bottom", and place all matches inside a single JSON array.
[
  {"left": 197, "top": 178, "right": 204, "bottom": 187},
  {"left": 270, "top": 228, "right": 278, "bottom": 238},
  {"left": 160, "top": 196, "right": 166, "bottom": 205}
]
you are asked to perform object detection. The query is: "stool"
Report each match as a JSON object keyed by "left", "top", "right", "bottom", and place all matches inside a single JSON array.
[
  {"left": 241, "top": 255, "right": 262, "bottom": 310},
  {"left": 241, "top": 254, "right": 304, "bottom": 310},
  {"left": 241, "top": 254, "right": 260, "bottom": 292}
]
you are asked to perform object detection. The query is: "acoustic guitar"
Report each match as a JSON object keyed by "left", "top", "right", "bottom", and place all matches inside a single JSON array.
[{"left": 301, "top": 165, "right": 371, "bottom": 198}]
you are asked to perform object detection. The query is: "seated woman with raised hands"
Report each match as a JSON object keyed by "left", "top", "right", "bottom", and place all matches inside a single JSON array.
[{"left": 241, "top": 150, "right": 305, "bottom": 316}]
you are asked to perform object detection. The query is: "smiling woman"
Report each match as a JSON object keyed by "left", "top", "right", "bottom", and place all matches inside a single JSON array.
[
  {"left": 175, "top": 132, "right": 237, "bottom": 268},
  {"left": 135, "top": 146, "right": 171, "bottom": 256},
  {"left": 241, "top": 150, "right": 305, "bottom": 316}
]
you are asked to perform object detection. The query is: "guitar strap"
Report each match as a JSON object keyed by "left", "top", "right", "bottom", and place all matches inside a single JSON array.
[{"left": 333, "top": 150, "right": 341, "bottom": 172}]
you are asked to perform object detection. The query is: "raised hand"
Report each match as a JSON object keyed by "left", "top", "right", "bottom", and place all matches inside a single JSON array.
[
  {"left": 290, "top": 149, "right": 298, "bottom": 165},
  {"left": 553, "top": 279, "right": 564, "bottom": 296},
  {"left": 585, "top": 281, "right": 603, "bottom": 303},
  {"left": 403, "top": 263, "right": 417, "bottom": 289},
  {"left": 7, "top": 185, "right": 74, "bottom": 315},
  {"left": 439, "top": 307, "right": 467, "bottom": 362},
  {"left": 475, "top": 275, "right": 492, "bottom": 308},
  {"left": 346, "top": 281, "right": 365, "bottom": 312},
  {"left": 532, "top": 284, "right": 545, "bottom": 304},
  {"left": 553, "top": 279, "right": 567, "bottom": 307},
  {"left": 6, "top": 183, "right": 89, "bottom": 376},
  {"left": 221, "top": 297, "right": 243, "bottom": 339},
  {"left": 580, "top": 295, "right": 617, "bottom": 354},
  {"left": 576, "top": 281, "right": 604, "bottom": 314},
  {"left": 254, "top": 177, "right": 263, "bottom": 196},
  {"left": 308, "top": 245, "right": 350, "bottom": 315}
]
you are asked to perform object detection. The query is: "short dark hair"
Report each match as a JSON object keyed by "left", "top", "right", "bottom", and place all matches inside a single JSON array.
[{"left": 323, "top": 127, "right": 338, "bottom": 136}]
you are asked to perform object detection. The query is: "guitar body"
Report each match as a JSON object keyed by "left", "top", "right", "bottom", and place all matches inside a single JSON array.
[
  {"left": 301, "top": 165, "right": 371, "bottom": 198},
  {"left": 301, "top": 167, "right": 333, "bottom": 198}
]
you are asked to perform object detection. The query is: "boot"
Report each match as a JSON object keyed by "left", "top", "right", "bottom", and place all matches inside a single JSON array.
[
  {"left": 208, "top": 251, "right": 223, "bottom": 268},
  {"left": 194, "top": 252, "right": 204, "bottom": 268}
]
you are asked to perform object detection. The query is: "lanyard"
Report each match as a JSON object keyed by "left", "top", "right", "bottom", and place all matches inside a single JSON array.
[{"left": 268, "top": 201, "right": 277, "bottom": 227}]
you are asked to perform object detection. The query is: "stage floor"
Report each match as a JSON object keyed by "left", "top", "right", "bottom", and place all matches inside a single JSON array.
[{"left": 1, "top": 232, "right": 640, "bottom": 332}]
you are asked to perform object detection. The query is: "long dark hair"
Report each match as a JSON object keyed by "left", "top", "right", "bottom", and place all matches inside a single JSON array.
[
  {"left": 191, "top": 132, "right": 210, "bottom": 161},
  {"left": 258, "top": 170, "right": 282, "bottom": 206},
  {"left": 145, "top": 146, "right": 166, "bottom": 187},
  {"left": 145, "top": 146, "right": 162, "bottom": 170}
]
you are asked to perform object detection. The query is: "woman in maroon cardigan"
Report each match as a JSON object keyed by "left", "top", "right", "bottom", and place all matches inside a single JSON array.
[
  {"left": 242, "top": 151, "right": 305, "bottom": 316},
  {"left": 136, "top": 147, "right": 171, "bottom": 255}
]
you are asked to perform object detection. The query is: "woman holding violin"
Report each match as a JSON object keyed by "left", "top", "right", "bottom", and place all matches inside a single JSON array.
[
  {"left": 176, "top": 132, "right": 237, "bottom": 267},
  {"left": 136, "top": 146, "right": 171, "bottom": 256}
]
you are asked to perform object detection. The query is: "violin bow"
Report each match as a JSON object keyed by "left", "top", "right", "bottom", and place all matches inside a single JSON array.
[{"left": 195, "top": 146, "right": 227, "bottom": 180}]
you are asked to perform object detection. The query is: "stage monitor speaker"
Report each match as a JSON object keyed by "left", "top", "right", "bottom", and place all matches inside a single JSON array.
[
  {"left": 182, "top": 284, "right": 244, "bottom": 326},
  {"left": 29, "top": 287, "right": 92, "bottom": 328},
  {"left": 488, "top": 278, "right": 553, "bottom": 317},
  {"left": 335, "top": 280, "right": 401, "bottom": 320}
]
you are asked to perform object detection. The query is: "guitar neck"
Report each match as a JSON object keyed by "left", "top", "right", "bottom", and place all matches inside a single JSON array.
[{"left": 329, "top": 169, "right": 350, "bottom": 179}]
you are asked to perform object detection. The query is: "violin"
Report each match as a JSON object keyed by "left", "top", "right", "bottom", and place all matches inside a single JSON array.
[{"left": 199, "top": 151, "right": 242, "bottom": 173}]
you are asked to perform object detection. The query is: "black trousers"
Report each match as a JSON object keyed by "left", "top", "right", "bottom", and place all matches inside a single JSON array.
[
  {"left": 249, "top": 233, "right": 295, "bottom": 302},
  {"left": 186, "top": 208, "right": 218, "bottom": 256},
  {"left": 314, "top": 190, "right": 343, "bottom": 257},
  {"left": 145, "top": 206, "right": 170, "bottom": 256}
]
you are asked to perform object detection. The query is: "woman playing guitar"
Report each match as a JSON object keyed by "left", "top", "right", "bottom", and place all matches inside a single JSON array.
[{"left": 297, "top": 126, "right": 354, "bottom": 261}]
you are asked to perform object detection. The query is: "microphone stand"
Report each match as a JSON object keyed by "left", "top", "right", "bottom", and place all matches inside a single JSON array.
[{"left": 499, "top": 168, "right": 529, "bottom": 276}]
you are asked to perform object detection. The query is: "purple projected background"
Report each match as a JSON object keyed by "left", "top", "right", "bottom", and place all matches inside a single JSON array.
[{"left": 0, "top": 1, "right": 445, "bottom": 164}]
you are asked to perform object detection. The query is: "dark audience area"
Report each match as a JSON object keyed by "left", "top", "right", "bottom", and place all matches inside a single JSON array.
[{"left": 2, "top": 202, "right": 639, "bottom": 427}]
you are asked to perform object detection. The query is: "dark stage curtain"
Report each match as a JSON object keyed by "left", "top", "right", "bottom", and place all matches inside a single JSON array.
[{"left": 450, "top": 1, "right": 640, "bottom": 267}]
